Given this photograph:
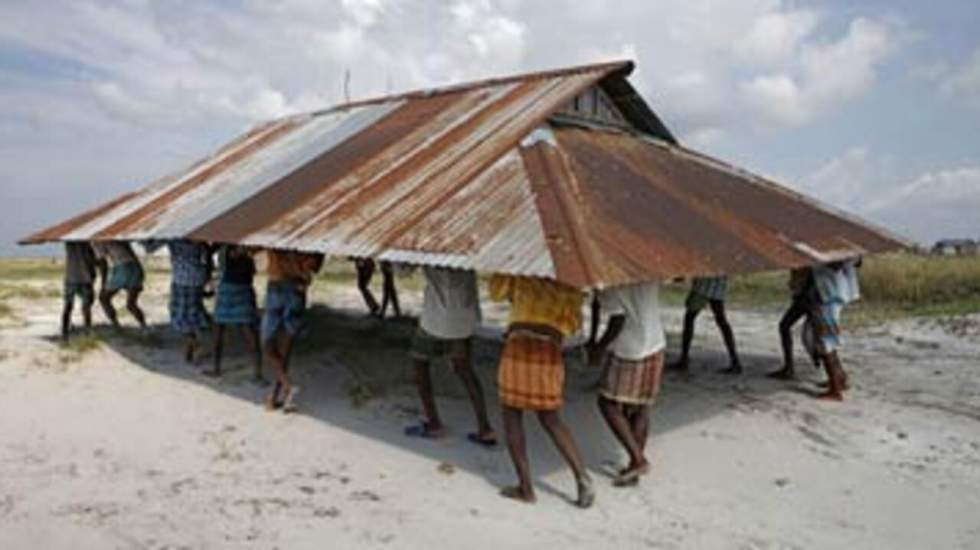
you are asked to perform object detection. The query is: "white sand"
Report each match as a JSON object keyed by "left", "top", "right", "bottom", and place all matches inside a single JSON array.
[{"left": 1, "top": 277, "right": 979, "bottom": 549}]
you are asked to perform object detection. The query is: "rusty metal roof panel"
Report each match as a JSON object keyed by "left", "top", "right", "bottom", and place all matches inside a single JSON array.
[{"left": 518, "top": 123, "right": 907, "bottom": 288}]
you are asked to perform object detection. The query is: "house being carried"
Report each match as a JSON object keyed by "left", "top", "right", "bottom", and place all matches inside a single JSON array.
[{"left": 20, "top": 60, "right": 907, "bottom": 289}]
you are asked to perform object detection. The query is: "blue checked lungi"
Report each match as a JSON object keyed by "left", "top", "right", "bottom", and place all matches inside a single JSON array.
[
  {"left": 261, "top": 281, "right": 307, "bottom": 343},
  {"left": 169, "top": 283, "right": 210, "bottom": 334},
  {"left": 214, "top": 282, "right": 258, "bottom": 326}
]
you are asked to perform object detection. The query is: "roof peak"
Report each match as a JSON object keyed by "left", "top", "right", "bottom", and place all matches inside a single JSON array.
[{"left": 311, "top": 59, "right": 635, "bottom": 115}]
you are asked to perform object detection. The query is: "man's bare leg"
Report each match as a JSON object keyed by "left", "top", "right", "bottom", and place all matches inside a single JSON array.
[
  {"left": 816, "top": 352, "right": 845, "bottom": 401},
  {"left": 410, "top": 358, "right": 445, "bottom": 437},
  {"left": 60, "top": 296, "right": 74, "bottom": 342},
  {"left": 206, "top": 325, "right": 225, "bottom": 377},
  {"left": 381, "top": 263, "right": 400, "bottom": 318},
  {"left": 711, "top": 300, "right": 742, "bottom": 374},
  {"left": 669, "top": 308, "right": 699, "bottom": 371},
  {"left": 500, "top": 406, "right": 535, "bottom": 503},
  {"left": 264, "top": 334, "right": 289, "bottom": 409},
  {"left": 356, "top": 260, "right": 380, "bottom": 315},
  {"left": 598, "top": 396, "right": 648, "bottom": 484},
  {"left": 452, "top": 355, "right": 495, "bottom": 442},
  {"left": 82, "top": 298, "right": 93, "bottom": 332},
  {"left": 536, "top": 410, "right": 595, "bottom": 508},
  {"left": 100, "top": 289, "right": 121, "bottom": 329},
  {"left": 628, "top": 405, "right": 650, "bottom": 453},
  {"left": 770, "top": 302, "right": 807, "bottom": 379},
  {"left": 125, "top": 289, "right": 147, "bottom": 329},
  {"left": 243, "top": 325, "right": 265, "bottom": 383}
]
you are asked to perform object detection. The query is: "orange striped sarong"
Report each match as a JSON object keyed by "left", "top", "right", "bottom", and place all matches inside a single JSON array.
[{"left": 497, "top": 332, "right": 564, "bottom": 411}]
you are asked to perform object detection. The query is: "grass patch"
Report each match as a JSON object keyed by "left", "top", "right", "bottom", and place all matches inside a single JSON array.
[
  {"left": 0, "top": 258, "right": 64, "bottom": 280},
  {"left": 0, "top": 283, "right": 62, "bottom": 301},
  {"left": 0, "top": 301, "right": 13, "bottom": 319},
  {"left": 57, "top": 333, "right": 103, "bottom": 363},
  {"left": 661, "top": 253, "right": 980, "bottom": 322}
]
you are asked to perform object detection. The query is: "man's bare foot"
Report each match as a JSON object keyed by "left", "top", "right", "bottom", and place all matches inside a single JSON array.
[
  {"left": 264, "top": 395, "right": 283, "bottom": 411},
  {"left": 282, "top": 386, "right": 300, "bottom": 413},
  {"left": 767, "top": 367, "right": 796, "bottom": 380},
  {"left": 667, "top": 360, "right": 689, "bottom": 372},
  {"left": 500, "top": 486, "right": 536, "bottom": 504},
  {"left": 719, "top": 365, "right": 743, "bottom": 375},
  {"left": 815, "top": 390, "right": 844, "bottom": 402},
  {"left": 613, "top": 462, "right": 649, "bottom": 487},
  {"left": 404, "top": 422, "right": 446, "bottom": 439},
  {"left": 467, "top": 431, "right": 498, "bottom": 447},
  {"left": 576, "top": 475, "right": 596, "bottom": 508}
]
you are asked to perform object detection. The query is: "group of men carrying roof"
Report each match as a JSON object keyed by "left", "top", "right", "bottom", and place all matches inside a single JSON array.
[{"left": 59, "top": 238, "right": 861, "bottom": 509}]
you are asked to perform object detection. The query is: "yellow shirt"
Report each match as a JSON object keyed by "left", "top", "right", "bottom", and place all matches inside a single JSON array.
[
  {"left": 267, "top": 250, "right": 323, "bottom": 288},
  {"left": 489, "top": 275, "right": 583, "bottom": 337}
]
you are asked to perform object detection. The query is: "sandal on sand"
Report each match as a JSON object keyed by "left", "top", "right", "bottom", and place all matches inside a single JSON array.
[
  {"left": 613, "top": 463, "right": 649, "bottom": 487},
  {"left": 281, "top": 386, "right": 300, "bottom": 413},
  {"left": 576, "top": 476, "right": 596, "bottom": 508},
  {"left": 404, "top": 423, "right": 445, "bottom": 439},
  {"left": 499, "top": 486, "right": 536, "bottom": 504},
  {"left": 467, "top": 432, "right": 498, "bottom": 447}
]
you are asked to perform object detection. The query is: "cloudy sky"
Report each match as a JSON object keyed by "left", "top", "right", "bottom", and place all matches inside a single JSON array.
[{"left": 2, "top": 0, "right": 978, "bottom": 255}]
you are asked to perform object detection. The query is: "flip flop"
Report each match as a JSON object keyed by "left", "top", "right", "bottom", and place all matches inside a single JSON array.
[
  {"left": 467, "top": 432, "right": 498, "bottom": 447},
  {"left": 404, "top": 423, "right": 444, "bottom": 439}
]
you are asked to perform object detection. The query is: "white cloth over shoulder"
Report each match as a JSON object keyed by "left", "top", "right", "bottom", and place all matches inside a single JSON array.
[
  {"left": 598, "top": 282, "right": 666, "bottom": 360},
  {"left": 419, "top": 267, "right": 481, "bottom": 340},
  {"left": 813, "top": 259, "right": 861, "bottom": 305}
]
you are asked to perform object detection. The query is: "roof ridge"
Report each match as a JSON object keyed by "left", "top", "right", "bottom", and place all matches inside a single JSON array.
[{"left": 310, "top": 59, "right": 634, "bottom": 116}]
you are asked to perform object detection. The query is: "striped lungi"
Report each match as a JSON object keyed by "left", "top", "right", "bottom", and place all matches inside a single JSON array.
[
  {"left": 599, "top": 351, "right": 665, "bottom": 406},
  {"left": 497, "top": 331, "right": 564, "bottom": 411}
]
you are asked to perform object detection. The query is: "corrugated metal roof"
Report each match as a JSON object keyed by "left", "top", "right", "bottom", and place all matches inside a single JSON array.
[{"left": 20, "top": 59, "right": 907, "bottom": 290}]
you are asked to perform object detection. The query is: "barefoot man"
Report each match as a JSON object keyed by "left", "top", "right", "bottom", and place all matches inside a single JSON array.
[
  {"left": 489, "top": 274, "right": 595, "bottom": 508},
  {"left": 208, "top": 245, "right": 263, "bottom": 381},
  {"left": 587, "top": 280, "right": 666, "bottom": 487},
  {"left": 670, "top": 275, "right": 742, "bottom": 374},
  {"left": 768, "top": 267, "right": 815, "bottom": 380},
  {"left": 93, "top": 241, "right": 148, "bottom": 331},
  {"left": 404, "top": 267, "right": 496, "bottom": 445},
  {"left": 60, "top": 241, "right": 98, "bottom": 341},
  {"left": 262, "top": 249, "right": 324, "bottom": 412},
  {"left": 807, "top": 259, "right": 861, "bottom": 401}
]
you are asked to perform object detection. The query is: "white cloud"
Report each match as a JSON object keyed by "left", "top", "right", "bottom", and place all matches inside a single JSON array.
[
  {"left": 741, "top": 18, "right": 896, "bottom": 125},
  {"left": 939, "top": 48, "right": 980, "bottom": 108},
  {"left": 735, "top": 9, "right": 819, "bottom": 66},
  {"left": 795, "top": 147, "right": 980, "bottom": 243}
]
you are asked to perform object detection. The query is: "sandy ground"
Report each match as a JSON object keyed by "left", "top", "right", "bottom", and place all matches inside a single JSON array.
[{"left": 1, "top": 274, "right": 979, "bottom": 550}]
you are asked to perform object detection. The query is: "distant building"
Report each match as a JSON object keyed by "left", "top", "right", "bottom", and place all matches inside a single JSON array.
[{"left": 932, "top": 239, "right": 978, "bottom": 256}]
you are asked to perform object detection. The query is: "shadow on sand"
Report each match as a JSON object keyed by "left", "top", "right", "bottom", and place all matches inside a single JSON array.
[{"left": 74, "top": 304, "right": 811, "bottom": 503}]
